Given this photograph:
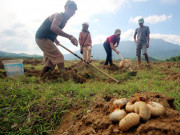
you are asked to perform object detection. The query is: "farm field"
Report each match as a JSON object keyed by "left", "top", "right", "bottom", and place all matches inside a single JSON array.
[{"left": 0, "top": 59, "right": 180, "bottom": 135}]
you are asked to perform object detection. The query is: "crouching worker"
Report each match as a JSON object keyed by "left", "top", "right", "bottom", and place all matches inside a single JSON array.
[
  {"left": 103, "top": 29, "right": 121, "bottom": 66},
  {"left": 79, "top": 22, "right": 92, "bottom": 63},
  {"left": 35, "top": 0, "right": 78, "bottom": 77}
]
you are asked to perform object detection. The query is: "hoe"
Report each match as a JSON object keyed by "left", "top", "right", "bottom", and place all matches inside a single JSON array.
[
  {"left": 118, "top": 53, "right": 137, "bottom": 76},
  {"left": 58, "top": 44, "right": 120, "bottom": 83}
]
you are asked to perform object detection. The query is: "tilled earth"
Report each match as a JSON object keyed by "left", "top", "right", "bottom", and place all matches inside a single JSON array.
[
  {"left": 1, "top": 59, "right": 180, "bottom": 134},
  {"left": 55, "top": 92, "right": 180, "bottom": 135},
  {"left": 1, "top": 59, "right": 179, "bottom": 84}
]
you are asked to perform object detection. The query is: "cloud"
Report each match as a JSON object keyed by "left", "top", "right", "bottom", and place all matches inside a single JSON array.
[
  {"left": 2, "top": 29, "right": 16, "bottom": 37},
  {"left": 0, "top": 0, "right": 128, "bottom": 55},
  {"left": 121, "top": 29, "right": 135, "bottom": 41},
  {"left": 93, "top": 19, "right": 100, "bottom": 23},
  {"left": 160, "top": 0, "right": 177, "bottom": 4},
  {"left": 67, "top": 0, "right": 128, "bottom": 32},
  {"left": 119, "top": 29, "right": 180, "bottom": 45},
  {"left": 132, "top": 0, "right": 147, "bottom": 2},
  {"left": 145, "top": 14, "right": 172, "bottom": 24},
  {"left": 91, "top": 29, "right": 135, "bottom": 45},
  {"left": 92, "top": 34, "right": 108, "bottom": 45},
  {"left": 150, "top": 34, "right": 180, "bottom": 45},
  {"left": 0, "top": 25, "right": 41, "bottom": 55},
  {"left": 129, "top": 14, "right": 172, "bottom": 24},
  {"left": 129, "top": 16, "right": 143, "bottom": 24}
]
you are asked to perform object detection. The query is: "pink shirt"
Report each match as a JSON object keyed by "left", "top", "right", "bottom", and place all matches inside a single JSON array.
[{"left": 107, "top": 35, "right": 120, "bottom": 45}]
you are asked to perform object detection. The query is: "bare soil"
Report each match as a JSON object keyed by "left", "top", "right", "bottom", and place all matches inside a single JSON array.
[{"left": 55, "top": 92, "right": 180, "bottom": 135}]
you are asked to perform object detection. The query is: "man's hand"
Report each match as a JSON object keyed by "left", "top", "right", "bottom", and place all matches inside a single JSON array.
[
  {"left": 116, "top": 50, "right": 120, "bottom": 55},
  {"left": 134, "top": 37, "right": 138, "bottom": 45},
  {"left": 146, "top": 42, "right": 149, "bottom": 48},
  {"left": 69, "top": 36, "right": 78, "bottom": 46},
  {"left": 55, "top": 39, "right": 60, "bottom": 45}
]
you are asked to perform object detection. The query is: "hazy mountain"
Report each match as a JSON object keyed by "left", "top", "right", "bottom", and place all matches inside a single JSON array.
[
  {"left": 64, "top": 39, "right": 180, "bottom": 60},
  {"left": 0, "top": 39, "right": 179, "bottom": 60},
  {"left": 0, "top": 51, "right": 42, "bottom": 58}
]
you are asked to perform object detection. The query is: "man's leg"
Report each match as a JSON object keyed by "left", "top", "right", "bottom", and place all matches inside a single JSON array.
[
  {"left": 40, "top": 66, "right": 52, "bottom": 77},
  {"left": 138, "top": 56, "right": 141, "bottom": 67},
  {"left": 106, "top": 46, "right": 112, "bottom": 66},
  {"left": 109, "top": 49, "right": 113, "bottom": 66},
  {"left": 142, "top": 45, "right": 150, "bottom": 65},
  {"left": 57, "top": 62, "right": 65, "bottom": 73},
  {"left": 145, "top": 54, "right": 149, "bottom": 64},
  {"left": 103, "top": 43, "right": 109, "bottom": 65},
  {"left": 40, "top": 56, "right": 55, "bottom": 77},
  {"left": 136, "top": 44, "right": 142, "bottom": 67},
  {"left": 83, "top": 47, "right": 88, "bottom": 62},
  {"left": 87, "top": 46, "right": 92, "bottom": 63}
]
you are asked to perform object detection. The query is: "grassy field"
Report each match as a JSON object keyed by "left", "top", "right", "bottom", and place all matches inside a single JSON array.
[{"left": 0, "top": 59, "right": 179, "bottom": 134}]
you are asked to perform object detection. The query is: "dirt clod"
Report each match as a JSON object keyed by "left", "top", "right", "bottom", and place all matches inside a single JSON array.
[{"left": 55, "top": 92, "right": 180, "bottom": 135}]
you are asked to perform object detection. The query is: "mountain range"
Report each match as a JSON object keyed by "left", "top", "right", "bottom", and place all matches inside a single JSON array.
[
  {"left": 0, "top": 39, "right": 180, "bottom": 60},
  {"left": 0, "top": 51, "right": 42, "bottom": 58},
  {"left": 64, "top": 39, "right": 180, "bottom": 60}
]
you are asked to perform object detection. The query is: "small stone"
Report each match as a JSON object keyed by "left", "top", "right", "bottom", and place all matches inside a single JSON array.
[
  {"left": 113, "top": 128, "right": 120, "bottom": 133},
  {"left": 63, "top": 131, "right": 68, "bottom": 135},
  {"left": 87, "top": 110, "right": 91, "bottom": 113},
  {"left": 91, "top": 128, "right": 96, "bottom": 134}
]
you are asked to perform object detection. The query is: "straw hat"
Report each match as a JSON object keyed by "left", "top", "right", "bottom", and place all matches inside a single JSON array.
[{"left": 82, "top": 22, "right": 89, "bottom": 26}]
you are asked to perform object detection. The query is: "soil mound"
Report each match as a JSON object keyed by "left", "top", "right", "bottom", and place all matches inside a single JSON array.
[
  {"left": 23, "top": 59, "right": 43, "bottom": 65},
  {"left": 0, "top": 70, "right": 6, "bottom": 78},
  {"left": 40, "top": 69, "right": 87, "bottom": 84},
  {"left": 55, "top": 92, "right": 180, "bottom": 135}
]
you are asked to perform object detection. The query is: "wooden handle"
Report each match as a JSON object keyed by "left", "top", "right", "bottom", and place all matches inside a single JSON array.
[
  {"left": 89, "top": 63, "right": 120, "bottom": 83},
  {"left": 118, "top": 53, "right": 124, "bottom": 60},
  {"left": 58, "top": 44, "right": 120, "bottom": 83}
]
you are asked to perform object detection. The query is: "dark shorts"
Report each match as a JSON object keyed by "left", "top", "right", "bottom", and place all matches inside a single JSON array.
[{"left": 136, "top": 44, "right": 147, "bottom": 56}]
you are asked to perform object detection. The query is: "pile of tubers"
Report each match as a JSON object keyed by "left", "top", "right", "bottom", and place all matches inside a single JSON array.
[{"left": 109, "top": 97, "right": 165, "bottom": 131}]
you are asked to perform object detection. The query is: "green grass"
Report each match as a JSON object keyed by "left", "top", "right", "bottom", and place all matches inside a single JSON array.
[{"left": 0, "top": 60, "right": 179, "bottom": 134}]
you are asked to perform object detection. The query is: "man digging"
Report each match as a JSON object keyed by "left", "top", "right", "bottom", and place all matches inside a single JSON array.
[
  {"left": 35, "top": 1, "right": 78, "bottom": 77},
  {"left": 134, "top": 18, "right": 150, "bottom": 68}
]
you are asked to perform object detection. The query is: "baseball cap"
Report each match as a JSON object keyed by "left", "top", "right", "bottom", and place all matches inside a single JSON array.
[
  {"left": 114, "top": 29, "right": 121, "bottom": 35},
  {"left": 138, "top": 18, "right": 144, "bottom": 23}
]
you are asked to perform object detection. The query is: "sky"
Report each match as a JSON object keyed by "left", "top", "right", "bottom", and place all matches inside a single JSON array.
[{"left": 0, "top": 0, "right": 180, "bottom": 55}]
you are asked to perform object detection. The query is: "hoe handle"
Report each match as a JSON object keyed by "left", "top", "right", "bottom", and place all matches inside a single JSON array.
[
  {"left": 58, "top": 44, "right": 83, "bottom": 60},
  {"left": 89, "top": 63, "right": 120, "bottom": 83},
  {"left": 118, "top": 53, "right": 124, "bottom": 60},
  {"left": 58, "top": 44, "right": 120, "bottom": 83},
  {"left": 118, "top": 53, "right": 133, "bottom": 72}
]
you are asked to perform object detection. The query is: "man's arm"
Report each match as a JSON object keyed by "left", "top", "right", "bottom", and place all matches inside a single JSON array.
[
  {"left": 110, "top": 43, "right": 119, "bottom": 55},
  {"left": 114, "top": 38, "right": 120, "bottom": 48},
  {"left": 55, "top": 38, "right": 60, "bottom": 45},
  {"left": 78, "top": 32, "right": 83, "bottom": 49},
  {"left": 89, "top": 33, "right": 92, "bottom": 46},
  {"left": 51, "top": 13, "right": 71, "bottom": 39},
  {"left": 51, "top": 13, "right": 78, "bottom": 46},
  {"left": 146, "top": 27, "right": 150, "bottom": 48},
  {"left": 147, "top": 34, "right": 150, "bottom": 48},
  {"left": 134, "top": 29, "right": 137, "bottom": 44}
]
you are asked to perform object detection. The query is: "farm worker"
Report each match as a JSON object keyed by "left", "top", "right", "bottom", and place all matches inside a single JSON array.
[
  {"left": 134, "top": 18, "right": 150, "bottom": 67},
  {"left": 79, "top": 22, "right": 92, "bottom": 63},
  {"left": 35, "top": 0, "right": 78, "bottom": 77},
  {"left": 103, "top": 29, "right": 121, "bottom": 66}
]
